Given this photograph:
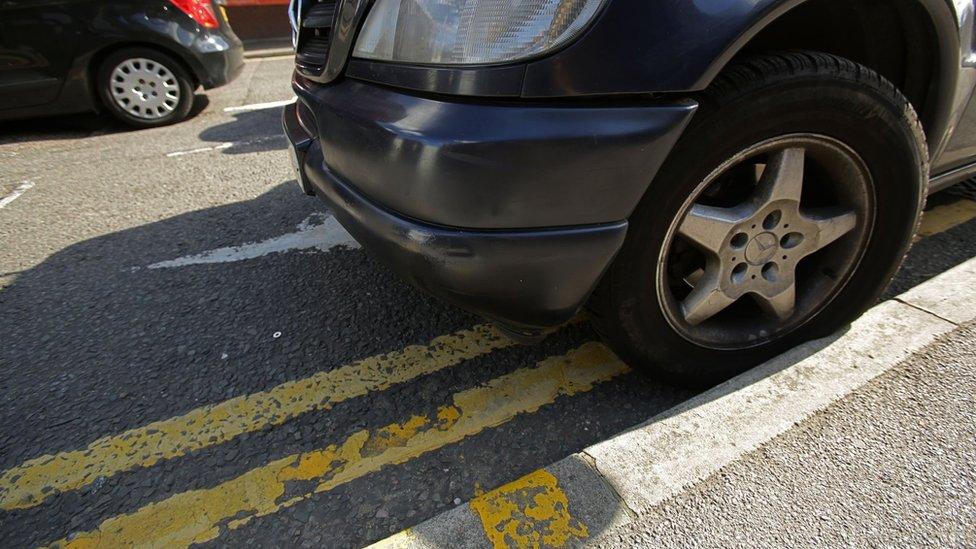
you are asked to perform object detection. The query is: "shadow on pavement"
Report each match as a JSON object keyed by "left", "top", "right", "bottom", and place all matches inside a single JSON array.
[
  {"left": 884, "top": 189, "right": 976, "bottom": 296},
  {"left": 197, "top": 106, "right": 287, "bottom": 154},
  {"left": 0, "top": 180, "right": 682, "bottom": 547},
  {"left": 1, "top": 181, "right": 974, "bottom": 547},
  {"left": 0, "top": 94, "right": 210, "bottom": 146},
  {"left": 0, "top": 111, "right": 125, "bottom": 144}
]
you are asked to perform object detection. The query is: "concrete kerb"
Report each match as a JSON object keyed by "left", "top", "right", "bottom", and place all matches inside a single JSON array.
[
  {"left": 369, "top": 256, "right": 976, "bottom": 549},
  {"left": 243, "top": 47, "right": 293, "bottom": 60}
]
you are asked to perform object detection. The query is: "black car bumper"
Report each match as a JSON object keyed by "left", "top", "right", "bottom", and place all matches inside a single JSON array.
[
  {"left": 284, "top": 77, "right": 696, "bottom": 334},
  {"left": 185, "top": 31, "right": 245, "bottom": 89}
]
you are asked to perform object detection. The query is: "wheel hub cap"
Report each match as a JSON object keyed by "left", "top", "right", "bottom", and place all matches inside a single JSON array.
[
  {"left": 745, "top": 232, "right": 778, "bottom": 265},
  {"left": 109, "top": 58, "right": 180, "bottom": 120},
  {"left": 658, "top": 135, "right": 873, "bottom": 349}
]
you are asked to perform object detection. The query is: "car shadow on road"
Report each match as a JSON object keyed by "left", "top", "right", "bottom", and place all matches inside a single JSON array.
[
  {"left": 1, "top": 181, "right": 974, "bottom": 547},
  {"left": 0, "top": 94, "right": 211, "bottom": 146},
  {"left": 0, "top": 111, "right": 126, "bottom": 144},
  {"left": 1, "top": 179, "right": 658, "bottom": 547},
  {"left": 0, "top": 180, "right": 462, "bottom": 544},
  {"left": 197, "top": 106, "right": 288, "bottom": 154}
]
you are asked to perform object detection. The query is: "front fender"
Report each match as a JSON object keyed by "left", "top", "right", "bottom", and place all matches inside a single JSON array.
[
  {"left": 521, "top": 0, "right": 959, "bottom": 97},
  {"left": 521, "top": 0, "right": 961, "bottom": 159}
]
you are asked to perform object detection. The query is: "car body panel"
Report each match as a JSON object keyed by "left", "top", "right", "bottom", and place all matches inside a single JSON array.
[
  {"left": 0, "top": 0, "right": 82, "bottom": 110},
  {"left": 285, "top": 102, "right": 629, "bottom": 333},
  {"left": 334, "top": 0, "right": 974, "bottom": 173},
  {"left": 293, "top": 77, "right": 697, "bottom": 229},
  {"left": 285, "top": 0, "right": 976, "bottom": 332},
  {"left": 0, "top": 0, "right": 244, "bottom": 121}
]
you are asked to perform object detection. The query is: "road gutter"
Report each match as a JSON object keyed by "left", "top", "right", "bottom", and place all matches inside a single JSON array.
[{"left": 369, "top": 256, "right": 976, "bottom": 548}]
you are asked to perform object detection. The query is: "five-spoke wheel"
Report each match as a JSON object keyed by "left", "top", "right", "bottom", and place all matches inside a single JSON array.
[
  {"left": 588, "top": 52, "right": 926, "bottom": 386},
  {"left": 658, "top": 136, "right": 871, "bottom": 349}
]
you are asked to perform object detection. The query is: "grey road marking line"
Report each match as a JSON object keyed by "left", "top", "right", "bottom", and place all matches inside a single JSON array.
[
  {"left": 140, "top": 212, "right": 358, "bottom": 270},
  {"left": 0, "top": 181, "right": 34, "bottom": 210}
]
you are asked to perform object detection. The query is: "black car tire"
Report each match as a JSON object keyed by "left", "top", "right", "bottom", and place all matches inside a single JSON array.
[
  {"left": 96, "top": 47, "right": 195, "bottom": 128},
  {"left": 588, "top": 52, "right": 928, "bottom": 387}
]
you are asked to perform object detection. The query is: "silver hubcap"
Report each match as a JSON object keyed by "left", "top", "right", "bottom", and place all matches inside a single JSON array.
[
  {"left": 658, "top": 135, "right": 873, "bottom": 349},
  {"left": 109, "top": 58, "right": 180, "bottom": 120}
]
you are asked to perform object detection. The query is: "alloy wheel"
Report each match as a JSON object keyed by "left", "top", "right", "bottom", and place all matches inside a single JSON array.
[{"left": 656, "top": 135, "right": 874, "bottom": 350}]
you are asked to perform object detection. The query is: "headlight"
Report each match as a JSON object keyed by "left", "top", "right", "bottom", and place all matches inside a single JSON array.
[{"left": 352, "top": 0, "right": 605, "bottom": 65}]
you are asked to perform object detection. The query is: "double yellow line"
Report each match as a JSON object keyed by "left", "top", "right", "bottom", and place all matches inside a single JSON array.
[
  {"left": 1, "top": 317, "right": 621, "bottom": 548},
  {"left": 1, "top": 324, "right": 516, "bottom": 511},
  {"left": 53, "top": 344, "right": 627, "bottom": 548},
  {"left": 5, "top": 197, "right": 975, "bottom": 548}
]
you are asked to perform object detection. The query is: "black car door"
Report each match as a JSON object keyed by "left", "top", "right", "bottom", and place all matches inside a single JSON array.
[{"left": 0, "top": 0, "right": 81, "bottom": 111}]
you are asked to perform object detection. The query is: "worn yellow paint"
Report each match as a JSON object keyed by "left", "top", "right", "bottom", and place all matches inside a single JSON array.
[
  {"left": 0, "top": 323, "right": 517, "bottom": 510},
  {"left": 470, "top": 469, "right": 588, "bottom": 548},
  {"left": 50, "top": 342, "right": 628, "bottom": 548},
  {"left": 917, "top": 198, "right": 976, "bottom": 238}
]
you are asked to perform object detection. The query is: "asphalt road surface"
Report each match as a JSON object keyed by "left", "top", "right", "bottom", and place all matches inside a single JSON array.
[{"left": 1, "top": 56, "right": 975, "bottom": 548}]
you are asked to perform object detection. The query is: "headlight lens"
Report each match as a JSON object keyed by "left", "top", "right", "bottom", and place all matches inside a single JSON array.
[{"left": 352, "top": 0, "right": 605, "bottom": 65}]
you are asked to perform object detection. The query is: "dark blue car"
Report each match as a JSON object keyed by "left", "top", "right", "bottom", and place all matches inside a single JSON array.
[
  {"left": 0, "top": 0, "right": 244, "bottom": 127},
  {"left": 285, "top": 0, "right": 973, "bottom": 385}
]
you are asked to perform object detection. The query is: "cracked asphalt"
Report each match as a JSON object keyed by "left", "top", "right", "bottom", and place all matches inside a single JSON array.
[{"left": 1, "top": 56, "right": 975, "bottom": 547}]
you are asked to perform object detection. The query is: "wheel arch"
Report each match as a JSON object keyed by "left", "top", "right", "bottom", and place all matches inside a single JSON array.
[{"left": 695, "top": 0, "right": 959, "bottom": 156}]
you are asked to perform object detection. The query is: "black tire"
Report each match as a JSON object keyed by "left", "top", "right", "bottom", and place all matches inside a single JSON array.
[
  {"left": 589, "top": 52, "right": 928, "bottom": 387},
  {"left": 96, "top": 47, "right": 195, "bottom": 128}
]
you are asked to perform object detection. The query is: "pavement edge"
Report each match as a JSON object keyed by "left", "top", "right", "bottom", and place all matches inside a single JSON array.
[{"left": 368, "top": 256, "right": 976, "bottom": 549}]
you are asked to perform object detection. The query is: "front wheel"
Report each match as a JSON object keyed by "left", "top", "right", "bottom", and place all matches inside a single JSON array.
[
  {"left": 96, "top": 47, "right": 195, "bottom": 128},
  {"left": 589, "top": 52, "right": 928, "bottom": 387}
]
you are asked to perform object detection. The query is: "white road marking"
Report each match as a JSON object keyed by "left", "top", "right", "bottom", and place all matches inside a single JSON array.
[
  {"left": 166, "top": 143, "right": 233, "bottom": 157},
  {"left": 0, "top": 181, "right": 34, "bottom": 210},
  {"left": 223, "top": 98, "right": 296, "bottom": 113},
  {"left": 164, "top": 135, "right": 285, "bottom": 158},
  {"left": 144, "top": 212, "right": 358, "bottom": 270}
]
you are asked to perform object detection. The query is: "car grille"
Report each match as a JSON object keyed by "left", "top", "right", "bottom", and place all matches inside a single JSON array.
[{"left": 296, "top": 0, "right": 338, "bottom": 77}]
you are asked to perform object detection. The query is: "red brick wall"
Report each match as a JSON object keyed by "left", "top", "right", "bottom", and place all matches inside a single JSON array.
[{"left": 224, "top": 0, "right": 290, "bottom": 42}]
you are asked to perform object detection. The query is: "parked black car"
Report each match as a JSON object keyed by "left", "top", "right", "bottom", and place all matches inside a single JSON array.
[
  {"left": 0, "top": 0, "right": 244, "bottom": 127},
  {"left": 285, "top": 0, "right": 975, "bottom": 385}
]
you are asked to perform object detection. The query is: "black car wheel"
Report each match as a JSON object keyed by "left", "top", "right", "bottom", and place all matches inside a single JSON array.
[
  {"left": 589, "top": 52, "right": 927, "bottom": 387},
  {"left": 96, "top": 47, "right": 195, "bottom": 128}
]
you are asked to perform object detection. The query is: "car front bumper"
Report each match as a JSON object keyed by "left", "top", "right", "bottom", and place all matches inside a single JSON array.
[
  {"left": 186, "top": 31, "right": 245, "bottom": 89},
  {"left": 284, "top": 76, "right": 696, "bottom": 335}
]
